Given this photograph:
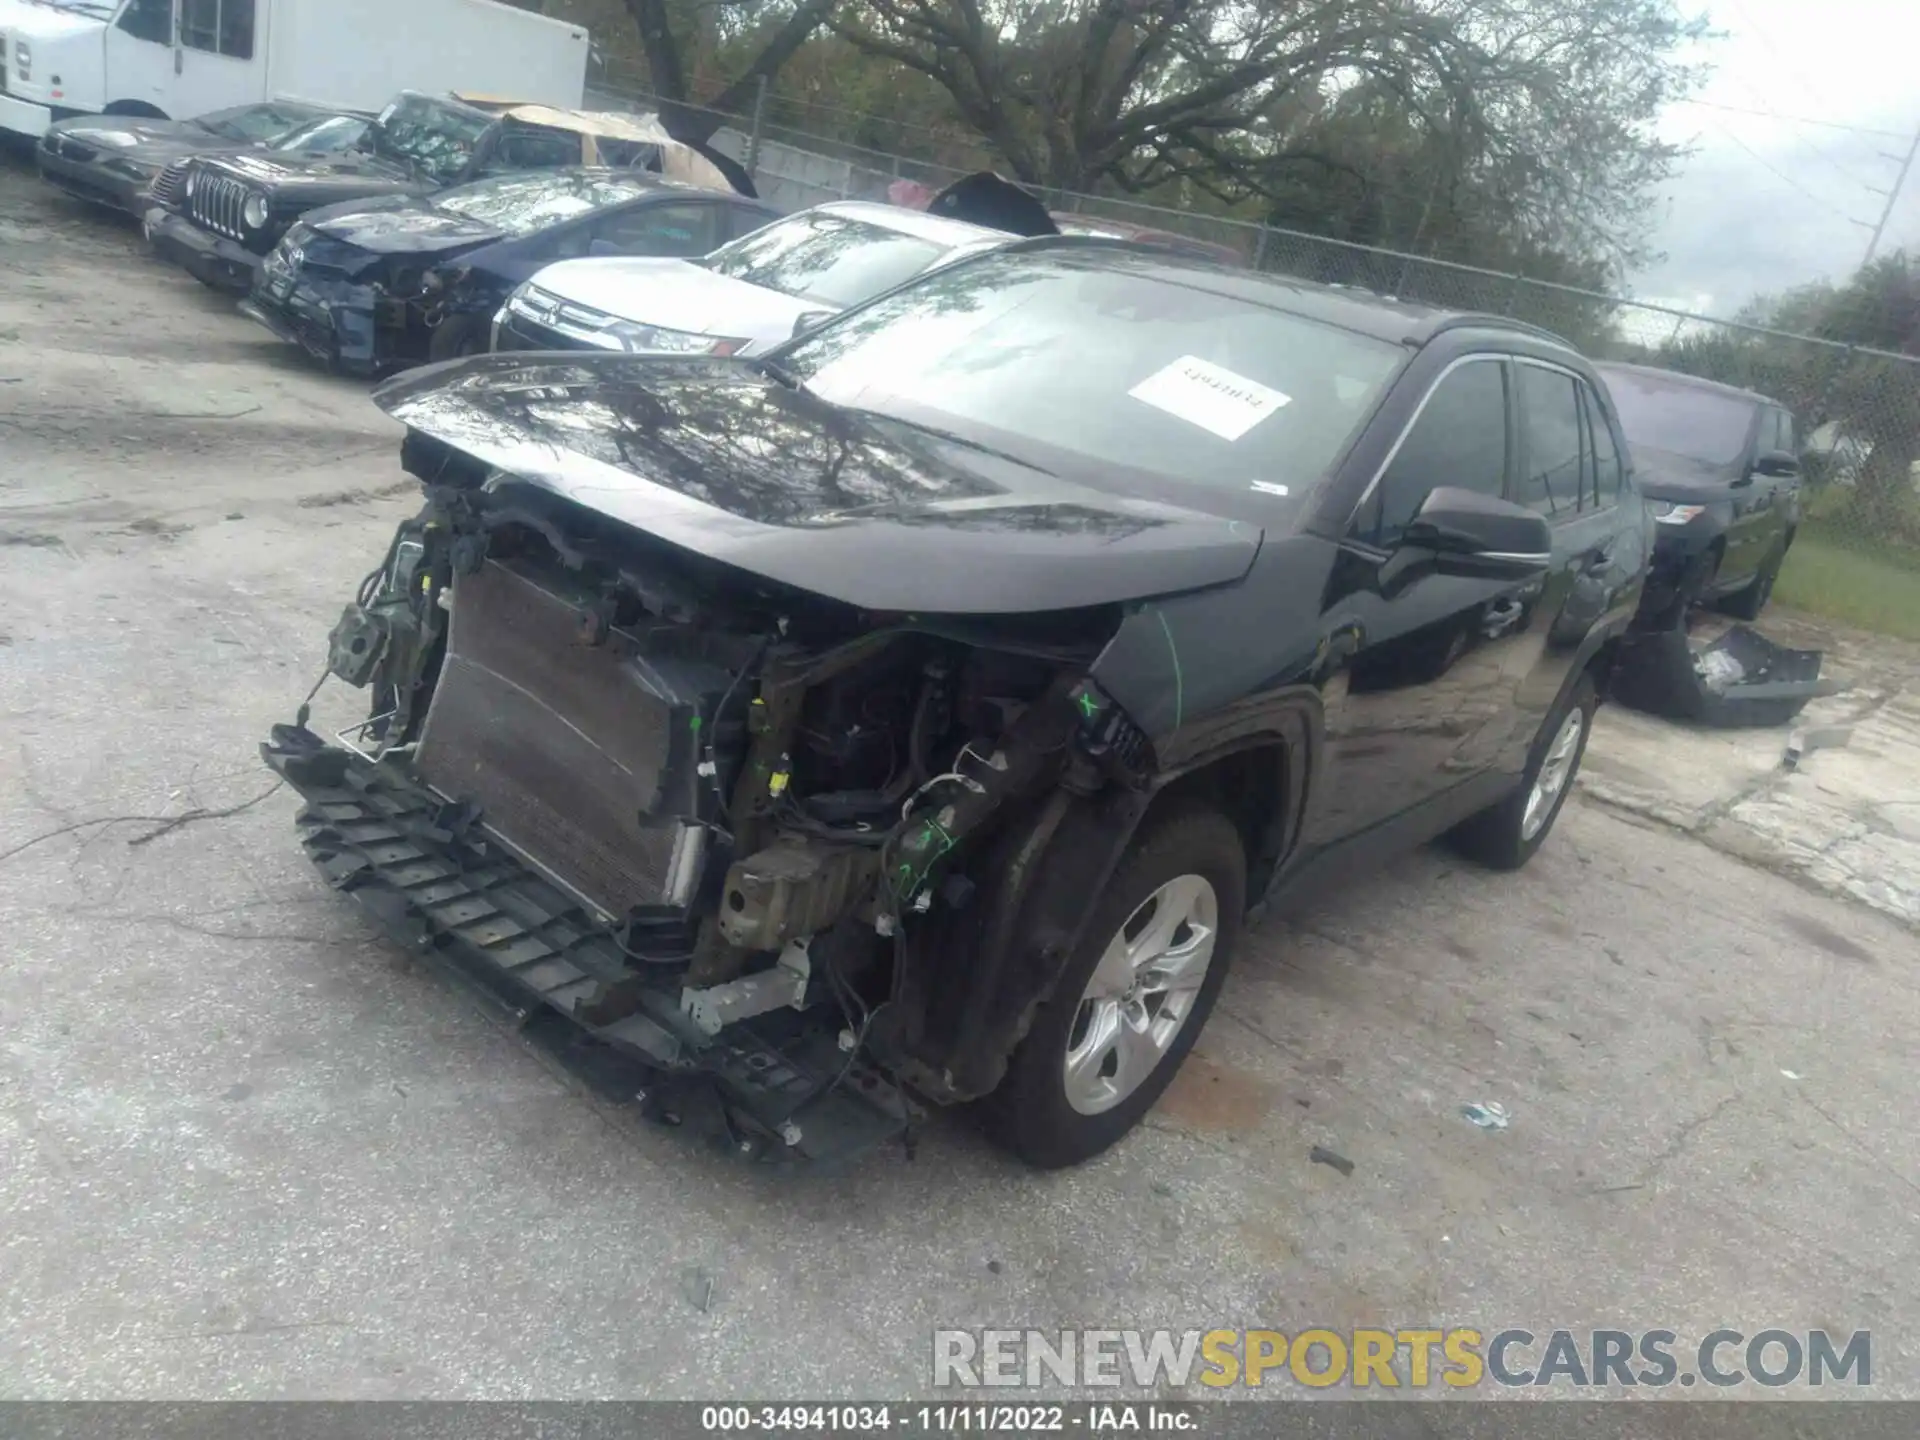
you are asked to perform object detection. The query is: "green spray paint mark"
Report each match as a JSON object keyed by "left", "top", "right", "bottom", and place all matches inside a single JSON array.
[
  {"left": 1155, "top": 609, "right": 1184, "bottom": 730},
  {"left": 688, "top": 715, "right": 703, "bottom": 733},
  {"left": 1077, "top": 691, "right": 1099, "bottom": 719}
]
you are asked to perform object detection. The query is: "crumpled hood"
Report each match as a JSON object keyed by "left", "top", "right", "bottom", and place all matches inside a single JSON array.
[
  {"left": 303, "top": 193, "right": 502, "bottom": 255},
  {"left": 532, "top": 256, "right": 815, "bottom": 349},
  {"left": 1633, "top": 447, "right": 1743, "bottom": 502},
  {"left": 370, "top": 352, "right": 1261, "bottom": 615}
]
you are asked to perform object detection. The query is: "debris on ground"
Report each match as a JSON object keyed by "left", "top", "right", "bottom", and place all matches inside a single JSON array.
[
  {"left": 1785, "top": 725, "right": 1854, "bottom": 769},
  {"left": 685, "top": 1267, "right": 717, "bottom": 1313},
  {"left": 1613, "top": 623, "right": 1835, "bottom": 728},
  {"left": 1309, "top": 1145, "right": 1355, "bottom": 1176},
  {"left": 1460, "top": 1101, "right": 1511, "bottom": 1130}
]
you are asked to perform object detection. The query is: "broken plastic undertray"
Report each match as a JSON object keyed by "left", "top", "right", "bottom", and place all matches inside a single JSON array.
[{"left": 1612, "top": 621, "right": 1837, "bottom": 728}]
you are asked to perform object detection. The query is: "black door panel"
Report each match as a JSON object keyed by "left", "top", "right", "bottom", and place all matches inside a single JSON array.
[{"left": 1308, "top": 356, "right": 1536, "bottom": 845}]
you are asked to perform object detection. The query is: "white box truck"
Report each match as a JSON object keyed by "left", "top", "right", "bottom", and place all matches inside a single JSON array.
[{"left": 0, "top": 0, "right": 590, "bottom": 140}]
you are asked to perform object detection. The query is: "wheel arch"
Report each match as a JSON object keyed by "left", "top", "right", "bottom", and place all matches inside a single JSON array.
[
  {"left": 886, "top": 708, "right": 1315, "bottom": 1104},
  {"left": 103, "top": 100, "right": 168, "bottom": 119}
]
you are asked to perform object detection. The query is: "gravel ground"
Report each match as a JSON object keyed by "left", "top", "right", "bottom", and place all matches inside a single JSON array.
[{"left": 3, "top": 147, "right": 1917, "bottom": 1403}]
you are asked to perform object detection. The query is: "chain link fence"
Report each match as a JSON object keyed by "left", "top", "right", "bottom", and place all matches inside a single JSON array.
[{"left": 591, "top": 79, "right": 1920, "bottom": 637}]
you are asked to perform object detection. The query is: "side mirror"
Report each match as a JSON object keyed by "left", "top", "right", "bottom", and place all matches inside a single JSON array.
[
  {"left": 790, "top": 308, "right": 833, "bottom": 339},
  {"left": 1401, "top": 486, "right": 1552, "bottom": 578},
  {"left": 1753, "top": 449, "right": 1800, "bottom": 478}
]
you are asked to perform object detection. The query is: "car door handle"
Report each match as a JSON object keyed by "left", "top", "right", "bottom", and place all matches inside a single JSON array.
[{"left": 1582, "top": 546, "right": 1614, "bottom": 575}]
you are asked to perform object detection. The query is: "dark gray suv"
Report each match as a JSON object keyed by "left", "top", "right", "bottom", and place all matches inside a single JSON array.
[{"left": 1597, "top": 362, "right": 1803, "bottom": 626}]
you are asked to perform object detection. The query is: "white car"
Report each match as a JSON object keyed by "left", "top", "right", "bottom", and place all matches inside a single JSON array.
[{"left": 491, "top": 200, "right": 1011, "bottom": 357}]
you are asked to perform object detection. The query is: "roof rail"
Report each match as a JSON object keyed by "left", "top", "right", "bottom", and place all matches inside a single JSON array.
[{"left": 1427, "top": 312, "right": 1577, "bottom": 349}]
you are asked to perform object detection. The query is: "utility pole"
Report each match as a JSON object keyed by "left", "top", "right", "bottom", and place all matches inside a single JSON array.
[{"left": 1860, "top": 121, "right": 1920, "bottom": 267}]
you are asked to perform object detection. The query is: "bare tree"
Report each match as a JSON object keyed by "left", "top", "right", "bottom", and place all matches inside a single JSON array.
[{"left": 623, "top": 0, "right": 838, "bottom": 127}]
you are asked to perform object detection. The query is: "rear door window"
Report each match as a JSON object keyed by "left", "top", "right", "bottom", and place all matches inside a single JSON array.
[
  {"left": 1352, "top": 358, "right": 1509, "bottom": 549},
  {"left": 181, "top": 0, "right": 254, "bottom": 59},
  {"left": 491, "top": 126, "right": 582, "bottom": 171},
  {"left": 1580, "top": 381, "right": 1622, "bottom": 508},
  {"left": 1517, "top": 365, "right": 1589, "bottom": 519},
  {"left": 590, "top": 201, "right": 723, "bottom": 257}
]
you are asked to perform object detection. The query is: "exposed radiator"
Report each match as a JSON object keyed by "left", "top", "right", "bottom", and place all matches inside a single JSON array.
[{"left": 415, "top": 559, "right": 686, "bottom": 919}]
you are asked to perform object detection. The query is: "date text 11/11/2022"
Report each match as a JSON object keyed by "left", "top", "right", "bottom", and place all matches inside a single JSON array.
[{"left": 700, "top": 1405, "right": 1200, "bottom": 1433}]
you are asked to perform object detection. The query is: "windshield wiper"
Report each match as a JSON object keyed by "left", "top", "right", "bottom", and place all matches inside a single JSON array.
[
  {"left": 751, "top": 356, "right": 806, "bottom": 391},
  {"left": 855, "top": 410, "right": 1056, "bottom": 477}
]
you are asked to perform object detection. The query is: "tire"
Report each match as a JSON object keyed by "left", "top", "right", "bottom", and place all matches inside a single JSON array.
[
  {"left": 1719, "top": 531, "right": 1791, "bottom": 621},
  {"left": 1447, "top": 673, "right": 1596, "bottom": 871},
  {"left": 428, "top": 313, "right": 488, "bottom": 363},
  {"left": 981, "top": 806, "right": 1246, "bottom": 1169}
]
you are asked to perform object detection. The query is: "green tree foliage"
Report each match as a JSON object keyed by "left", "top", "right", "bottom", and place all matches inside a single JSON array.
[{"left": 827, "top": 0, "right": 1707, "bottom": 275}]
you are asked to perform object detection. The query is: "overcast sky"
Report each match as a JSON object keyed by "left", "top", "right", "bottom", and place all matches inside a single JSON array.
[{"left": 1633, "top": 0, "right": 1919, "bottom": 316}]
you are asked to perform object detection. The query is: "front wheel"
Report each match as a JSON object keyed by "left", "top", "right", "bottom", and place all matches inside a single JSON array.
[
  {"left": 1448, "top": 673, "right": 1596, "bottom": 871},
  {"left": 982, "top": 807, "right": 1246, "bottom": 1169}
]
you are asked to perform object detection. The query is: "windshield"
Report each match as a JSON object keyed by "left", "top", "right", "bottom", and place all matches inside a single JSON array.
[
  {"left": 269, "top": 115, "right": 368, "bottom": 154},
  {"left": 780, "top": 249, "right": 1404, "bottom": 505},
  {"left": 363, "top": 95, "right": 493, "bottom": 185},
  {"left": 1603, "top": 370, "right": 1757, "bottom": 466},
  {"left": 702, "top": 212, "right": 950, "bottom": 308},
  {"left": 42, "top": 0, "right": 115, "bottom": 13},
  {"left": 195, "top": 102, "right": 325, "bottom": 144},
  {"left": 435, "top": 171, "right": 654, "bottom": 235}
]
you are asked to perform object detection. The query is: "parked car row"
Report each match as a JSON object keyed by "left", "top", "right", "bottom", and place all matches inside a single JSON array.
[{"left": 26, "top": 97, "right": 1809, "bottom": 1171}]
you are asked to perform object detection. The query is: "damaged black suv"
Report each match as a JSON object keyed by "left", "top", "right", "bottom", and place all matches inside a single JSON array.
[{"left": 265, "top": 240, "right": 1649, "bottom": 1168}]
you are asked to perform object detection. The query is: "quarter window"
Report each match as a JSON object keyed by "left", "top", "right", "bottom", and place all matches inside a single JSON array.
[
  {"left": 1353, "top": 359, "right": 1508, "bottom": 549},
  {"left": 1518, "top": 365, "right": 1587, "bottom": 518},
  {"left": 180, "top": 0, "right": 254, "bottom": 59},
  {"left": 1582, "top": 383, "right": 1621, "bottom": 508},
  {"left": 117, "top": 0, "right": 172, "bottom": 45}
]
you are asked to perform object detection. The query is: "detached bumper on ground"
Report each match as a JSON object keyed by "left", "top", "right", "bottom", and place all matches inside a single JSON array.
[
  {"left": 143, "top": 206, "right": 264, "bottom": 293},
  {"left": 261, "top": 723, "right": 913, "bottom": 1165}
]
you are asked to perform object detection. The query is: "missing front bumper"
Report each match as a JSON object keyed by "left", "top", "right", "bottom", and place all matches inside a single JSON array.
[{"left": 262, "top": 723, "right": 913, "bottom": 1165}]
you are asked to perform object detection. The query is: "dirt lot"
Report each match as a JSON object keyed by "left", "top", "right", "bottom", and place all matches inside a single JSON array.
[{"left": 4, "top": 147, "right": 1919, "bottom": 1402}]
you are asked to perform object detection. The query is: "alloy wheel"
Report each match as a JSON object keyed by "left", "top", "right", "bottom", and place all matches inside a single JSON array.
[
  {"left": 1063, "top": 874, "right": 1219, "bottom": 1116},
  {"left": 1521, "top": 708, "right": 1586, "bottom": 841}
]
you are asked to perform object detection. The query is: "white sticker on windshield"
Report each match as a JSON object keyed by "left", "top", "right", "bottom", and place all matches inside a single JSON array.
[{"left": 1128, "top": 355, "right": 1290, "bottom": 441}]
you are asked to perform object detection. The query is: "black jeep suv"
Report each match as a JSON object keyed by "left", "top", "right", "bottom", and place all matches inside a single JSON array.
[
  {"left": 142, "top": 92, "right": 673, "bottom": 294},
  {"left": 263, "top": 241, "right": 1651, "bottom": 1169}
]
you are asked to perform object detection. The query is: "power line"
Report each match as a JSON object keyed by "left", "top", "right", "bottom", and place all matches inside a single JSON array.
[
  {"left": 1668, "top": 96, "right": 1910, "bottom": 140},
  {"left": 1712, "top": 125, "right": 1863, "bottom": 220}
]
